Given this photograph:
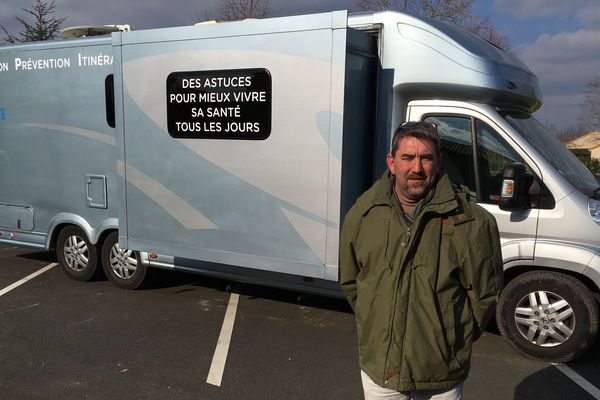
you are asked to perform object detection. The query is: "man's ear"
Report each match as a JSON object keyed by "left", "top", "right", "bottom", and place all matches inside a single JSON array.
[{"left": 386, "top": 154, "right": 395, "bottom": 175}]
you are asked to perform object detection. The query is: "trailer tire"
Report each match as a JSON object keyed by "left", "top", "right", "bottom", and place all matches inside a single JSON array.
[
  {"left": 101, "top": 231, "right": 147, "bottom": 290},
  {"left": 496, "top": 271, "right": 599, "bottom": 362},
  {"left": 56, "top": 225, "right": 100, "bottom": 282}
]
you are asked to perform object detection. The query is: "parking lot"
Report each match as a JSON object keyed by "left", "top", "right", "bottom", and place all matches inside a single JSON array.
[{"left": 1, "top": 243, "right": 599, "bottom": 400}]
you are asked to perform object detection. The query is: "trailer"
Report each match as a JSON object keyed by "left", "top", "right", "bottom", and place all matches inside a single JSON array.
[
  {"left": 0, "top": 35, "right": 116, "bottom": 281},
  {"left": 1, "top": 10, "right": 599, "bottom": 363}
]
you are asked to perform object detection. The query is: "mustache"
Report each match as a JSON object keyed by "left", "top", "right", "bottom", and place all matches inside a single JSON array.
[{"left": 406, "top": 173, "right": 426, "bottom": 179}]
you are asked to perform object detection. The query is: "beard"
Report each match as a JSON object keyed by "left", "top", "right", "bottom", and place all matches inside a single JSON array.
[{"left": 400, "top": 174, "right": 434, "bottom": 201}]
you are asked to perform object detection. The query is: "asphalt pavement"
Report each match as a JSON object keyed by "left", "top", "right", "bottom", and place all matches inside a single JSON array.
[{"left": 1, "top": 244, "right": 599, "bottom": 399}]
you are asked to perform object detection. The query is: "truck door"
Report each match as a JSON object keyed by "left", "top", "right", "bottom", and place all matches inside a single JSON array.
[{"left": 407, "top": 103, "right": 540, "bottom": 266}]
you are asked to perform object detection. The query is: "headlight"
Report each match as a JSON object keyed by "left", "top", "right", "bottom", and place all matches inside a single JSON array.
[{"left": 589, "top": 198, "right": 600, "bottom": 224}]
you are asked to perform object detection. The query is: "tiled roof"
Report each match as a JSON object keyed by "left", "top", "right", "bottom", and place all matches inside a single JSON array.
[{"left": 567, "top": 131, "right": 600, "bottom": 149}]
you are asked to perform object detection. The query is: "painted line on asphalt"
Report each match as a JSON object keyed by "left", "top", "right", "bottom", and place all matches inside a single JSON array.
[
  {"left": 206, "top": 292, "right": 240, "bottom": 387},
  {"left": 0, "top": 263, "right": 58, "bottom": 297},
  {"left": 553, "top": 363, "right": 600, "bottom": 399}
]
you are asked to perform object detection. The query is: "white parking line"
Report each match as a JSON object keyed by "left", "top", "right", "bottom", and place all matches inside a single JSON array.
[
  {"left": 0, "top": 263, "right": 58, "bottom": 297},
  {"left": 553, "top": 363, "right": 600, "bottom": 399},
  {"left": 206, "top": 292, "right": 240, "bottom": 387}
]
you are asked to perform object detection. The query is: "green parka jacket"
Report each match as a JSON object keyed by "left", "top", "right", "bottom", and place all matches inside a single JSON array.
[{"left": 339, "top": 171, "right": 503, "bottom": 391}]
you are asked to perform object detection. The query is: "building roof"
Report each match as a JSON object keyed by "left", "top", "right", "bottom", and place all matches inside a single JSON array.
[{"left": 566, "top": 131, "right": 600, "bottom": 149}]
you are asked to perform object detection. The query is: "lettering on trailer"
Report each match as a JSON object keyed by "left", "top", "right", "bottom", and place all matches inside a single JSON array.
[
  {"left": 0, "top": 53, "right": 113, "bottom": 73},
  {"left": 0, "top": 106, "right": 6, "bottom": 131},
  {"left": 166, "top": 68, "right": 272, "bottom": 140}
]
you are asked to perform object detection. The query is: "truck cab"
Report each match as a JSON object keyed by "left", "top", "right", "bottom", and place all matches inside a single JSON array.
[{"left": 406, "top": 101, "right": 600, "bottom": 362}]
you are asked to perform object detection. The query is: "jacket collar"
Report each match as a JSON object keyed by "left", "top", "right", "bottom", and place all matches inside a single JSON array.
[{"left": 370, "top": 171, "right": 461, "bottom": 217}]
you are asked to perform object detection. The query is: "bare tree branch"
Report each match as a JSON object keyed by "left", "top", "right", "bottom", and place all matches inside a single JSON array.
[
  {"left": 355, "top": 0, "right": 510, "bottom": 49},
  {"left": 0, "top": 25, "right": 17, "bottom": 43},
  {"left": 581, "top": 76, "right": 600, "bottom": 132},
  {"left": 357, "top": 0, "right": 412, "bottom": 12},
  {"left": 210, "top": 0, "right": 271, "bottom": 21},
  {"left": 464, "top": 15, "right": 510, "bottom": 50}
]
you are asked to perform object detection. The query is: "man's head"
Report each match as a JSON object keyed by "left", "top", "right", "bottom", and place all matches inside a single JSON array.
[{"left": 386, "top": 122, "right": 442, "bottom": 201}]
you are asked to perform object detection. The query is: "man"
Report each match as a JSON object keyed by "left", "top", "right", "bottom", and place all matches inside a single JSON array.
[{"left": 339, "top": 122, "right": 503, "bottom": 400}]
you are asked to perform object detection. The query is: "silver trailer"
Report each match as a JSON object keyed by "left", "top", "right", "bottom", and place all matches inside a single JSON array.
[
  {"left": 0, "top": 36, "right": 118, "bottom": 282},
  {"left": 1, "top": 10, "right": 599, "bottom": 363}
]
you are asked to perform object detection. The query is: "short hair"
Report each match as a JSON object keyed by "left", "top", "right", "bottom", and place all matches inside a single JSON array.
[{"left": 390, "top": 121, "right": 440, "bottom": 157}]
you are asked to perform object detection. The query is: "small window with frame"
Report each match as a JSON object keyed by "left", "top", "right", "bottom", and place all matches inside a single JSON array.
[{"left": 105, "top": 74, "right": 115, "bottom": 128}]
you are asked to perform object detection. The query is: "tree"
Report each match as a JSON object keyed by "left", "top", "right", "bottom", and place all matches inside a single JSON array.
[
  {"left": 586, "top": 157, "right": 600, "bottom": 180},
  {"left": 581, "top": 76, "right": 600, "bottom": 132},
  {"left": 207, "top": 0, "right": 271, "bottom": 21},
  {"left": 1, "top": 0, "right": 65, "bottom": 43},
  {"left": 355, "top": 0, "right": 510, "bottom": 49},
  {"left": 464, "top": 15, "right": 510, "bottom": 50},
  {"left": 541, "top": 119, "right": 587, "bottom": 143}
]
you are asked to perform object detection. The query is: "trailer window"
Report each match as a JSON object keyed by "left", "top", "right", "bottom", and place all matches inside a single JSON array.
[{"left": 105, "top": 74, "right": 115, "bottom": 128}]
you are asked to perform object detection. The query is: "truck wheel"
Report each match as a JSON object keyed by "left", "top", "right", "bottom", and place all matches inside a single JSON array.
[
  {"left": 496, "top": 271, "right": 599, "bottom": 362},
  {"left": 101, "top": 231, "right": 147, "bottom": 290},
  {"left": 56, "top": 225, "right": 99, "bottom": 281}
]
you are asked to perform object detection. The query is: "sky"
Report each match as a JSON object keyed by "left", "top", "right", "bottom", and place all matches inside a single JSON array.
[{"left": 0, "top": 0, "right": 599, "bottom": 131}]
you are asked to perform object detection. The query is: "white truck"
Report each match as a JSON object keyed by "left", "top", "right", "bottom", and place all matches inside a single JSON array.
[{"left": 1, "top": 10, "right": 599, "bottom": 362}]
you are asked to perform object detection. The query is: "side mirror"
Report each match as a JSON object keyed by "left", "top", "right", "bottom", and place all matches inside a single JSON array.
[{"left": 499, "top": 163, "right": 533, "bottom": 211}]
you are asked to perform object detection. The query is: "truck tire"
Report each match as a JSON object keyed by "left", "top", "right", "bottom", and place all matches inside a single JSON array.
[
  {"left": 496, "top": 271, "right": 599, "bottom": 362},
  {"left": 56, "top": 225, "right": 100, "bottom": 281},
  {"left": 101, "top": 231, "right": 147, "bottom": 290}
]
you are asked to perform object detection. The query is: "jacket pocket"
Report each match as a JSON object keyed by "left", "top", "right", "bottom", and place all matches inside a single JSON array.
[
  {"left": 412, "top": 265, "right": 453, "bottom": 358},
  {"left": 403, "top": 265, "right": 457, "bottom": 382},
  {"left": 354, "top": 290, "right": 392, "bottom": 377},
  {"left": 355, "top": 215, "right": 393, "bottom": 279},
  {"left": 434, "top": 284, "right": 474, "bottom": 379}
]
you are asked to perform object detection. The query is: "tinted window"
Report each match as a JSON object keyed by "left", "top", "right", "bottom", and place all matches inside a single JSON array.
[
  {"left": 424, "top": 115, "right": 524, "bottom": 205},
  {"left": 424, "top": 115, "right": 476, "bottom": 199},
  {"left": 105, "top": 74, "right": 115, "bottom": 128},
  {"left": 475, "top": 120, "right": 522, "bottom": 202}
]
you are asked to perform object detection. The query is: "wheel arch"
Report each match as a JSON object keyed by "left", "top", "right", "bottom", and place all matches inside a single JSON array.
[
  {"left": 503, "top": 264, "right": 600, "bottom": 301},
  {"left": 47, "top": 214, "right": 118, "bottom": 250}
]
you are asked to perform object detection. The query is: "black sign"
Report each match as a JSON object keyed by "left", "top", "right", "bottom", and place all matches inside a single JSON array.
[{"left": 166, "top": 68, "right": 271, "bottom": 140}]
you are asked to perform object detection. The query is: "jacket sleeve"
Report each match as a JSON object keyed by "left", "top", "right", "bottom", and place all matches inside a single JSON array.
[
  {"left": 460, "top": 213, "right": 504, "bottom": 341},
  {"left": 338, "top": 209, "right": 362, "bottom": 313}
]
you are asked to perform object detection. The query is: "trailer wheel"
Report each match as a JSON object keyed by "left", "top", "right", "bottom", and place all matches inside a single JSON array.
[
  {"left": 56, "top": 226, "right": 100, "bottom": 281},
  {"left": 101, "top": 231, "right": 147, "bottom": 290},
  {"left": 496, "top": 271, "right": 599, "bottom": 362}
]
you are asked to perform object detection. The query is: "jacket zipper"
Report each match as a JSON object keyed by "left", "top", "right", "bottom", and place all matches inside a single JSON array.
[
  {"left": 396, "top": 223, "right": 417, "bottom": 387},
  {"left": 382, "top": 214, "right": 412, "bottom": 387},
  {"left": 395, "top": 208, "right": 454, "bottom": 386},
  {"left": 383, "top": 209, "right": 436, "bottom": 388}
]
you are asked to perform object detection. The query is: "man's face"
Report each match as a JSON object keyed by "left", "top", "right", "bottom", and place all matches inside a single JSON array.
[{"left": 386, "top": 136, "right": 441, "bottom": 201}]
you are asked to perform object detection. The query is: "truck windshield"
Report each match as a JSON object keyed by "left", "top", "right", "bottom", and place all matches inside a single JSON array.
[{"left": 502, "top": 113, "right": 600, "bottom": 196}]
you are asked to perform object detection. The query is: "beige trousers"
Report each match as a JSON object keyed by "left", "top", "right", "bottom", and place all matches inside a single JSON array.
[{"left": 361, "top": 371, "right": 464, "bottom": 400}]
